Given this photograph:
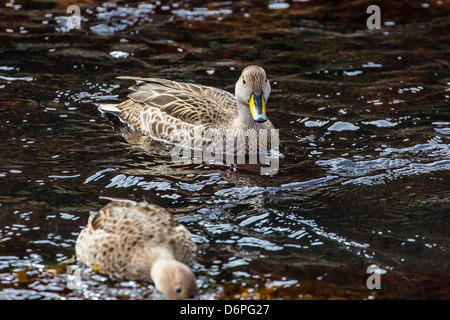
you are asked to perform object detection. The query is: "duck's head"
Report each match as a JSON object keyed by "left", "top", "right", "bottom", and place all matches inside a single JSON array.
[
  {"left": 235, "top": 65, "right": 271, "bottom": 123},
  {"left": 151, "top": 258, "right": 198, "bottom": 299}
]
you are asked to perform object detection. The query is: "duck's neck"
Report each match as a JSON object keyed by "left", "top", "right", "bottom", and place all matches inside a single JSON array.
[{"left": 124, "top": 247, "right": 167, "bottom": 283}]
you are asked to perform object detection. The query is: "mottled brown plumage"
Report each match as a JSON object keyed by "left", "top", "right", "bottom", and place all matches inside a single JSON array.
[
  {"left": 98, "top": 65, "right": 277, "bottom": 154},
  {"left": 75, "top": 198, "right": 197, "bottom": 299}
]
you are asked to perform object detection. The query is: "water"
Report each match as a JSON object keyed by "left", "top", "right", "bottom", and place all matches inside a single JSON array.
[{"left": 0, "top": 0, "right": 449, "bottom": 299}]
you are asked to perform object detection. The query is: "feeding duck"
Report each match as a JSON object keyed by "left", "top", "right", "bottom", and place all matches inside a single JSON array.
[
  {"left": 98, "top": 65, "right": 277, "bottom": 154},
  {"left": 75, "top": 198, "right": 198, "bottom": 299}
]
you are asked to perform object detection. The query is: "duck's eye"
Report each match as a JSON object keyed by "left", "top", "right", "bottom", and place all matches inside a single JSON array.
[
  {"left": 243, "top": 78, "right": 246, "bottom": 85},
  {"left": 176, "top": 286, "right": 182, "bottom": 294},
  {"left": 265, "top": 78, "right": 268, "bottom": 82}
]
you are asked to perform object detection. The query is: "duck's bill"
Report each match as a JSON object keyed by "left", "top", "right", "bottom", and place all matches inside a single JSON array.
[{"left": 249, "top": 92, "right": 267, "bottom": 123}]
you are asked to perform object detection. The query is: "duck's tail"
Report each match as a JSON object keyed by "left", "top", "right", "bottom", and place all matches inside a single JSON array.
[{"left": 97, "top": 103, "right": 120, "bottom": 114}]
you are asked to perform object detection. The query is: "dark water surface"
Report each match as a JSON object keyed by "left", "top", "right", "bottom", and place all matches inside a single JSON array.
[{"left": 0, "top": 0, "right": 449, "bottom": 299}]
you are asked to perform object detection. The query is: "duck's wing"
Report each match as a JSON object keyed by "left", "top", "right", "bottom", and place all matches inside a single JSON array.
[{"left": 117, "top": 76, "right": 236, "bottom": 126}]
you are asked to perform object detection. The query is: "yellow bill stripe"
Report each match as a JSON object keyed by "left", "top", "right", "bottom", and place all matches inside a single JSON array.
[{"left": 249, "top": 93, "right": 266, "bottom": 118}]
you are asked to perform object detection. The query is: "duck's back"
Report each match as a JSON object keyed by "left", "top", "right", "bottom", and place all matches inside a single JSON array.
[{"left": 102, "top": 77, "right": 236, "bottom": 134}]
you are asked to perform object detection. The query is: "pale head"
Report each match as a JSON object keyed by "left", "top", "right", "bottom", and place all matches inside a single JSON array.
[
  {"left": 235, "top": 65, "right": 271, "bottom": 123},
  {"left": 150, "top": 258, "right": 198, "bottom": 299}
]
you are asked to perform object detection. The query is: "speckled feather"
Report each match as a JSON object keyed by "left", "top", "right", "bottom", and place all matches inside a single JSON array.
[{"left": 75, "top": 199, "right": 196, "bottom": 282}]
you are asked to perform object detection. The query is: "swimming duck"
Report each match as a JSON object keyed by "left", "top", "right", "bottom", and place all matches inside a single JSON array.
[
  {"left": 75, "top": 198, "right": 198, "bottom": 299},
  {"left": 98, "top": 65, "right": 276, "bottom": 154}
]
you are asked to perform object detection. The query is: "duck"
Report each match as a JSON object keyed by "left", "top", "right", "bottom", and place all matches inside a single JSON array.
[
  {"left": 75, "top": 198, "right": 198, "bottom": 299},
  {"left": 98, "top": 65, "right": 277, "bottom": 154}
]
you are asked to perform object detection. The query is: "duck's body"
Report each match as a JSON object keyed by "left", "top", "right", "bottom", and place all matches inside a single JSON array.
[
  {"left": 98, "top": 65, "right": 277, "bottom": 154},
  {"left": 75, "top": 198, "right": 198, "bottom": 299}
]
